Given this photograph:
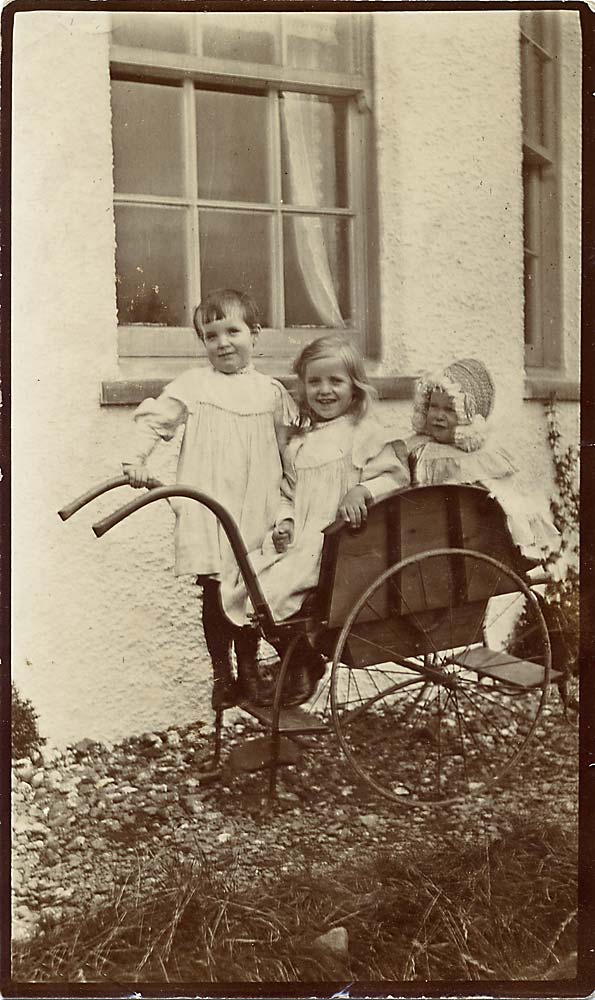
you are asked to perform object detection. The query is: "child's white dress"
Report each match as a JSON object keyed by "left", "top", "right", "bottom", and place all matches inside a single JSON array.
[
  {"left": 223, "top": 414, "right": 410, "bottom": 625},
  {"left": 123, "top": 365, "right": 296, "bottom": 578},
  {"left": 408, "top": 434, "right": 560, "bottom": 562}
]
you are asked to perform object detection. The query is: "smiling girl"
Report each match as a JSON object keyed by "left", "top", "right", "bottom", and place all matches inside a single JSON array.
[
  {"left": 121, "top": 288, "right": 297, "bottom": 710},
  {"left": 222, "top": 335, "right": 409, "bottom": 704}
]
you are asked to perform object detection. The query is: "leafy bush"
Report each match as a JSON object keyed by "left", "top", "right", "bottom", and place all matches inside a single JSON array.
[
  {"left": 542, "top": 404, "right": 579, "bottom": 683},
  {"left": 12, "top": 683, "right": 45, "bottom": 761},
  {"left": 508, "top": 404, "right": 579, "bottom": 709}
]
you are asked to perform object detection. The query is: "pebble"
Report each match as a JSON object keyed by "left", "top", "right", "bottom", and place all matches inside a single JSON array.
[
  {"left": 11, "top": 709, "right": 577, "bottom": 953},
  {"left": 12, "top": 922, "right": 38, "bottom": 944},
  {"left": 313, "top": 926, "right": 350, "bottom": 960},
  {"left": 45, "top": 769, "right": 64, "bottom": 791},
  {"left": 360, "top": 814, "right": 380, "bottom": 830},
  {"left": 15, "top": 763, "right": 36, "bottom": 783}
]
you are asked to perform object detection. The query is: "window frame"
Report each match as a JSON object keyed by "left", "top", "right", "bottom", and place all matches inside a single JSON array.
[
  {"left": 109, "top": 13, "right": 377, "bottom": 364},
  {"left": 520, "top": 10, "right": 562, "bottom": 374}
]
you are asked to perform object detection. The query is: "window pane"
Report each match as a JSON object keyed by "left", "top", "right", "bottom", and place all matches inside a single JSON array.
[
  {"left": 115, "top": 206, "right": 188, "bottom": 326},
  {"left": 520, "top": 42, "right": 546, "bottom": 147},
  {"left": 524, "top": 252, "right": 541, "bottom": 346},
  {"left": 199, "top": 211, "right": 271, "bottom": 326},
  {"left": 112, "top": 80, "right": 184, "bottom": 197},
  {"left": 285, "top": 13, "right": 353, "bottom": 74},
  {"left": 283, "top": 216, "right": 349, "bottom": 328},
  {"left": 201, "top": 13, "right": 278, "bottom": 64},
  {"left": 281, "top": 94, "right": 348, "bottom": 208},
  {"left": 195, "top": 90, "right": 269, "bottom": 203},
  {"left": 520, "top": 10, "right": 548, "bottom": 49},
  {"left": 111, "top": 12, "right": 195, "bottom": 53},
  {"left": 522, "top": 164, "right": 539, "bottom": 255}
]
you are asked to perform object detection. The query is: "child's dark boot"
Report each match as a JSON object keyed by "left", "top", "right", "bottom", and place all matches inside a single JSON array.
[
  {"left": 211, "top": 658, "right": 239, "bottom": 710},
  {"left": 235, "top": 628, "right": 275, "bottom": 705},
  {"left": 281, "top": 641, "right": 326, "bottom": 707}
]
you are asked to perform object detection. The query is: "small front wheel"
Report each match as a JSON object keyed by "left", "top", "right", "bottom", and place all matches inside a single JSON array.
[{"left": 330, "top": 548, "right": 552, "bottom": 806}]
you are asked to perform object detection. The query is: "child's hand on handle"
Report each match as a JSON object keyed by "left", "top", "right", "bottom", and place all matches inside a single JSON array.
[
  {"left": 122, "top": 464, "right": 154, "bottom": 489},
  {"left": 272, "top": 519, "right": 294, "bottom": 553},
  {"left": 338, "top": 485, "right": 371, "bottom": 528}
]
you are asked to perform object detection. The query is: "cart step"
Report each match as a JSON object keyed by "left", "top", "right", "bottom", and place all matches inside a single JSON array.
[
  {"left": 238, "top": 701, "right": 330, "bottom": 735},
  {"left": 453, "top": 647, "right": 562, "bottom": 687},
  {"left": 229, "top": 736, "right": 301, "bottom": 772}
]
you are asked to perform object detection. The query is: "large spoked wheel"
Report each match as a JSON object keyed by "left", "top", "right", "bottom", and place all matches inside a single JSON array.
[{"left": 330, "top": 548, "right": 552, "bottom": 806}]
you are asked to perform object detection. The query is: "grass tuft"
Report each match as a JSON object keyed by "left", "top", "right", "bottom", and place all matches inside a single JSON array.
[{"left": 13, "top": 817, "right": 577, "bottom": 984}]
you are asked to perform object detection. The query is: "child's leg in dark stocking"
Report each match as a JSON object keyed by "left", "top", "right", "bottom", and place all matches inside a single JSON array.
[
  {"left": 201, "top": 579, "right": 238, "bottom": 709},
  {"left": 233, "top": 626, "right": 266, "bottom": 703}
]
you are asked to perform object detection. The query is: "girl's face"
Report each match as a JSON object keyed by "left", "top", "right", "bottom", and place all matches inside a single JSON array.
[
  {"left": 201, "top": 307, "right": 258, "bottom": 374},
  {"left": 426, "top": 389, "right": 458, "bottom": 443},
  {"left": 304, "top": 355, "right": 355, "bottom": 422}
]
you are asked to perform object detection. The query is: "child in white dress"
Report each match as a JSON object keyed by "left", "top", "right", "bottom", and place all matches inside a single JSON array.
[
  {"left": 222, "top": 336, "right": 410, "bottom": 704},
  {"left": 122, "top": 288, "right": 297, "bottom": 710},
  {"left": 405, "top": 357, "right": 559, "bottom": 562}
]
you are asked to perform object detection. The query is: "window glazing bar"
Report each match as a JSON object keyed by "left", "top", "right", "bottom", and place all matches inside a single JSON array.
[{"left": 110, "top": 47, "right": 366, "bottom": 96}]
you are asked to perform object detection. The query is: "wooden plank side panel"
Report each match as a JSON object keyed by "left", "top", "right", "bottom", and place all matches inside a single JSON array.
[
  {"left": 345, "top": 602, "right": 489, "bottom": 666},
  {"left": 399, "top": 488, "right": 452, "bottom": 612},
  {"left": 325, "top": 501, "right": 392, "bottom": 627},
  {"left": 318, "top": 486, "right": 527, "bottom": 635},
  {"left": 458, "top": 489, "right": 523, "bottom": 602}
]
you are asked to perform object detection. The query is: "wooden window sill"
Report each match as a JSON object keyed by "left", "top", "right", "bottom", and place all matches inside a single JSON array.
[
  {"left": 101, "top": 371, "right": 418, "bottom": 405},
  {"left": 524, "top": 374, "right": 580, "bottom": 402}
]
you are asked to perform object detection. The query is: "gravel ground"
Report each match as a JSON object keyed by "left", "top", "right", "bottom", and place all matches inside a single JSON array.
[{"left": 12, "top": 694, "right": 578, "bottom": 947}]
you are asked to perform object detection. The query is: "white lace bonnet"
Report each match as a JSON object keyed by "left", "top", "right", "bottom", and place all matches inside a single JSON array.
[{"left": 411, "top": 357, "right": 496, "bottom": 453}]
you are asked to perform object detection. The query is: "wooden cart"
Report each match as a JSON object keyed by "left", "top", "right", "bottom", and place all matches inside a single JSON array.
[{"left": 60, "top": 478, "right": 558, "bottom": 806}]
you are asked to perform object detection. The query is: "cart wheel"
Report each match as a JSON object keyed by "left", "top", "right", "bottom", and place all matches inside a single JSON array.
[{"left": 330, "top": 548, "right": 552, "bottom": 806}]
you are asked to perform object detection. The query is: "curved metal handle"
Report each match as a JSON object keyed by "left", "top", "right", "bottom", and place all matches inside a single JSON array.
[
  {"left": 92, "top": 485, "right": 277, "bottom": 636},
  {"left": 58, "top": 476, "right": 163, "bottom": 521}
]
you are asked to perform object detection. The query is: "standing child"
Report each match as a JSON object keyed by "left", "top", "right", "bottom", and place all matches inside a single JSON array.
[
  {"left": 122, "top": 288, "right": 297, "bottom": 710},
  {"left": 405, "top": 357, "right": 559, "bottom": 561},
  {"left": 222, "top": 336, "right": 410, "bottom": 704}
]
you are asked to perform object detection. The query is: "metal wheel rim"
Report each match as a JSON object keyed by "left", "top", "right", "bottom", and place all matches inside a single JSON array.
[{"left": 330, "top": 547, "right": 552, "bottom": 807}]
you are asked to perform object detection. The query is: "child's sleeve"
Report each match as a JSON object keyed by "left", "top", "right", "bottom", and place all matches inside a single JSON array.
[
  {"left": 274, "top": 446, "right": 298, "bottom": 526},
  {"left": 354, "top": 422, "right": 411, "bottom": 499},
  {"left": 271, "top": 380, "right": 299, "bottom": 453},
  {"left": 360, "top": 443, "right": 411, "bottom": 499},
  {"left": 392, "top": 439, "right": 410, "bottom": 469},
  {"left": 122, "top": 390, "right": 187, "bottom": 467}
]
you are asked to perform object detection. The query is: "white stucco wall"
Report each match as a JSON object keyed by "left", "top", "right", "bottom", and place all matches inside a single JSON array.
[
  {"left": 372, "top": 8, "right": 581, "bottom": 495},
  {"left": 11, "top": 11, "right": 209, "bottom": 746},
  {"left": 11, "top": 10, "right": 581, "bottom": 748}
]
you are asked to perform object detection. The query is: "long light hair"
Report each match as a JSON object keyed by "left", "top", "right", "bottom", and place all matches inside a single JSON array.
[{"left": 293, "top": 336, "right": 376, "bottom": 431}]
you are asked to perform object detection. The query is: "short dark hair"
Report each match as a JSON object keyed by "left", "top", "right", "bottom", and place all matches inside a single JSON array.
[{"left": 192, "top": 288, "right": 260, "bottom": 339}]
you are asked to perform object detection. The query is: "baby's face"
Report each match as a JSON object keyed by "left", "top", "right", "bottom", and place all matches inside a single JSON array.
[{"left": 426, "top": 390, "right": 458, "bottom": 443}]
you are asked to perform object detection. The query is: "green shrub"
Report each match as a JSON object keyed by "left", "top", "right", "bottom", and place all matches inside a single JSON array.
[{"left": 12, "top": 683, "right": 45, "bottom": 761}]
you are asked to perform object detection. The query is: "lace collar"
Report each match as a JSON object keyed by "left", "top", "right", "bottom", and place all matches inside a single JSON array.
[{"left": 210, "top": 362, "right": 255, "bottom": 377}]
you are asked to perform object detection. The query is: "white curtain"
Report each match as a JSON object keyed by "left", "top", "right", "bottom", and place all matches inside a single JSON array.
[{"left": 280, "top": 93, "right": 345, "bottom": 329}]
